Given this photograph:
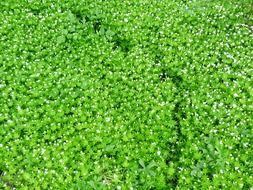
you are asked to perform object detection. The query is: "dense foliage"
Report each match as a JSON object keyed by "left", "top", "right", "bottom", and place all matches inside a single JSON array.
[{"left": 0, "top": 0, "right": 253, "bottom": 189}]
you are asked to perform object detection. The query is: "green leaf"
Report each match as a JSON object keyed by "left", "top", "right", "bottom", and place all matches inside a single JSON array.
[
  {"left": 139, "top": 159, "right": 145, "bottom": 168},
  {"left": 57, "top": 36, "right": 66, "bottom": 44}
]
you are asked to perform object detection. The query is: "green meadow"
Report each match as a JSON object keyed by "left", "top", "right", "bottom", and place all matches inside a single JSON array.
[{"left": 0, "top": 0, "right": 253, "bottom": 189}]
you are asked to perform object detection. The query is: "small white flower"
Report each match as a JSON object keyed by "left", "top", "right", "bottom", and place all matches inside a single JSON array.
[{"left": 105, "top": 117, "right": 111, "bottom": 122}]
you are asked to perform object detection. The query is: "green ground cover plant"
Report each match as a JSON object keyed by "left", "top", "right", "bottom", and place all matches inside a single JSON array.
[{"left": 0, "top": 0, "right": 253, "bottom": 189}]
